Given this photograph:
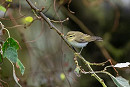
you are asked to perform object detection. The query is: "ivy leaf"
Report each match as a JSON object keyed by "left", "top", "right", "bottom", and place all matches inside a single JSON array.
[
  {"left": 17, "top": 59, "right": 25, "bottom": 75},
  {"left": 2, "top": 38, "right": 19, "bottom": 63},
  {"left": 0, "top": 5, "right": 6, "bottom": 12}
]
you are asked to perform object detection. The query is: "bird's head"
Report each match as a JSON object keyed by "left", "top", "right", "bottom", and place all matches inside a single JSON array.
[{"left": 65, "top": 31, "right": 76, "bottom": 42}]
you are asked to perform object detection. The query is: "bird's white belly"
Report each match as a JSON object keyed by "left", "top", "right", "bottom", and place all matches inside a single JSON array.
[{"left": 69, "top": 41, "right": 88, "bottom": 48}]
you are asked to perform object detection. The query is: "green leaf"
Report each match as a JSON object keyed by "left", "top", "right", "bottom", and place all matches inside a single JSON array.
[
  {"left": 2, "top": 38, "right": 19, "bottom": 63},
  {"left": 2, "top": 38, "right": 19, "bottom": 52},
  {"left": 6, "top": 0, "right": 12, "bottom": 2},
  {"left": 0, "top": 53, "right": 2, "bottom": 63},
  {"left": 24, "top": 16, "right": 33, "bottom": 23},
  {"left": 0, "top": 5, "right": 6, "bottom": 12},
  {"left": 74, "top": 66, "right": 81, "bottom": 77},
  {"left": 17, "top": 59, "right": 25, "bottom": 75},
  {"left": 60, "top": 73, "right": 65, "bottom": 80},
  {"left": 4, "top": 47, "right": 18, "bottom": 63},
  {"left": 2, "top": 37, "right": 24, "bottom": 86},
  {"left": 110, "top": 75, "right": 130, "bottom": 87},
  {"left": 2, "top": 38, "right": 19, "bottom": 56}
]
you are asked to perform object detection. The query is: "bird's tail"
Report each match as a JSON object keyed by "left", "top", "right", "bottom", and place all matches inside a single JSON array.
[{"left": 89, "top": 36, "right": 103, "bottom": 42}]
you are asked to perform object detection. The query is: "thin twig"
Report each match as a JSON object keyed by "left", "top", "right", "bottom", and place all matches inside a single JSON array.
[
  {"left": 53, "top": 0, "right": 71, "bottom": 86},
  {"left": 89, "top": 60, "right": 110, "bottom": 66},
  {"left": 68, "top": 0, "right": 75, "bottom": 14},
  {"left": 75, "top": 53, "right": 107, "bottom": 87},
  {"left": 0, "top": 22, "right": 10, "bottom": 38},
  {"left": 25, "top": 0, "right": 107, "bottom": 87},
  {"left": 0, "top": 79, "right": 9, "bottom": 87},
  {"left": 49, "top": 17, "right": 69, "bottom": 23}
]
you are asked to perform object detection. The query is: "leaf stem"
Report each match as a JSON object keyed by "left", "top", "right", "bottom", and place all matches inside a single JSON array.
[
  {"left": 0, "top": 21, "right": 10, "bottom": 38},
  {"left": 4, "top": 28, "right": 10, "bottom": 38}
]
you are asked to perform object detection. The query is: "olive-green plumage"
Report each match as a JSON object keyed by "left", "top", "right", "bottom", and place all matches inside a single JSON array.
[{"left": 66, "top": 31, "right": 102, "bottom": 48}]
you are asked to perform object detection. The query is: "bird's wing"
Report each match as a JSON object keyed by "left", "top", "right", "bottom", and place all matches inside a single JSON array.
[{"left": 75, "top": 34, "right": 87, "bottom": 43}]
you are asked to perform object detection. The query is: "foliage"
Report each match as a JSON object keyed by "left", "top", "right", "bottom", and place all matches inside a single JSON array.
[
  {"left": 2, "top": 37, "right": 25, "bottom": 75},
  {"left": 0, "top": 5, "right": 6, "bottom": 12},
  {"left": 0, "top": 22, "right": 25, "bottom": 87},
  {"left": 2, "top": 37, "right": 25, "bottom": 87},
  {"left": 23, "top": 16, "right": 34, "bottom": 23},
  {"left": 110, "top": 76, "right": 130, "bottom": 87},
  {"left": 0, "top": 0, "right": 130, "bottom": 87},
  {"left": 6, "top": 0, "right": 12, "bottom": 2}
]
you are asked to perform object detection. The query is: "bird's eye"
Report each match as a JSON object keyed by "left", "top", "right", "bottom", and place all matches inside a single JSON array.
[{"left": 69, "top": 35, "right": 73, "bottom": 37}]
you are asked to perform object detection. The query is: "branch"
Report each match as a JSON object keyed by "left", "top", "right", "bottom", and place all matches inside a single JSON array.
[
  {"left": 25, "top": 0, "right": 107, "bottom": 87},
  {"left": 61, "top": 6, "right": 116, "bottom": 64}
]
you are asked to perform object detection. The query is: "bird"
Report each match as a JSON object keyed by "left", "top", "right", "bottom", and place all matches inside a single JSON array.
[{"left": 65, "top": 31, "right": 103, "bottom": 53}]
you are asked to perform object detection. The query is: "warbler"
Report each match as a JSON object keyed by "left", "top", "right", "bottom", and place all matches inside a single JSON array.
[{"left": 65, "top": 31, "right": 102, "bottom": 53}]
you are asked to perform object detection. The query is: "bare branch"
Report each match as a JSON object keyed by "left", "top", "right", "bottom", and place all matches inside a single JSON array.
[{"left": 25, "top": 0, "right": 108, "bottom": 87}]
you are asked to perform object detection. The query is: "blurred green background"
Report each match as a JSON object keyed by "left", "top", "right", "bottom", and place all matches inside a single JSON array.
[{"left": 0, "top": 0, "right": 130, "bottom": 87}]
